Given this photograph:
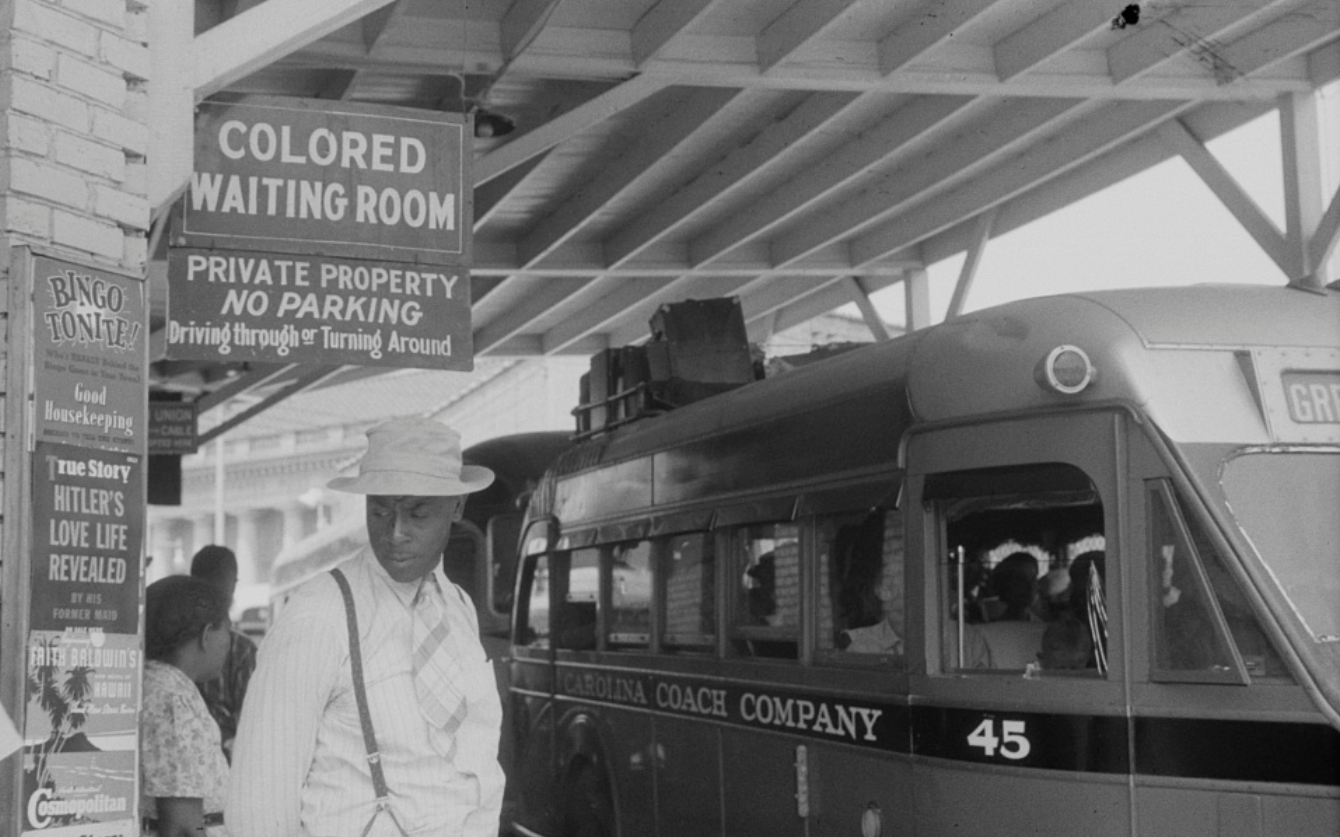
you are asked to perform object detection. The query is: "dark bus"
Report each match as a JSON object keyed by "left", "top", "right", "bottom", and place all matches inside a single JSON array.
[{"left": 505, "top": 287, "right": 1340, "bottom": 837}]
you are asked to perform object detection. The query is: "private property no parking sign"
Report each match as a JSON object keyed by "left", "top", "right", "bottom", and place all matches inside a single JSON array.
[{"left": 167, "top": 97, "right": 473, "bottom": 370}]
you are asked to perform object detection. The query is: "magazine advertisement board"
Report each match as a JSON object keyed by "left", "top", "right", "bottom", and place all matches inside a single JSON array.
[
  {"left": 29, "top": 441, "right": 144, "bottom": 635},
  {"left": 20, "top": 631, "right": 139, "bottom": 837},
  {"left": 1, "top": 248, "right": 147, "bottom": 837},
  {"left": 31, "top": 256, "right": 146, "bottom": 454}
]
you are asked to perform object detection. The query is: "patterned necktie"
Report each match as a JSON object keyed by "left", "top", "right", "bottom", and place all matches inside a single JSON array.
[{"left": 411, "top": 577, "right": 468, "bottom": 733}]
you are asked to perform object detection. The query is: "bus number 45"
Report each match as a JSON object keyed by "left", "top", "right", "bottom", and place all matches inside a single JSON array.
[{"left": 967, "top": 719, "right": 1031, "bottom": 760}]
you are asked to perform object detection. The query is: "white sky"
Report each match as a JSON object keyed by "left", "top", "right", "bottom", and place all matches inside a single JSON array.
[{"left": 860, "top": 93, "right": 1339, "bottom": 327}]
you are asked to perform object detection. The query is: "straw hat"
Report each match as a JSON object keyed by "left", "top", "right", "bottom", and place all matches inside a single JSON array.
[{"left": 327, "top": 417, "right": 495, "bottom": 496}]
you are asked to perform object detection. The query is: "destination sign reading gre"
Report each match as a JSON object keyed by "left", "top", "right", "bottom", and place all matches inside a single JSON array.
[
  {"left": 1283, "top": 370, "right": 1340, "bottom": 424},
  {"left": 180, "top": 97, "right": 469, "bottom": 262},
  {"left": 1246, "top": 348, "right": 1340, "bottom": 444}
]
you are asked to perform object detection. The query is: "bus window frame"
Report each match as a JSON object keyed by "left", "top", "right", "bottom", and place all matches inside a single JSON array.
[
  {"left": 486, "top": 512, "right": 525, "bottom": 619},
  {"left": 514, "top": 552, "right": 552, "bottom": 651},
  {"left": 925, "top": 460, "right": 1107, "bottom": 676},
  {"left": 812, "top": 504, "right": 908, "bottom": 670},
  {"left": 659, "top": 530, "right": 717, "bottom": 653},
  {"left": 445, "top": 519, "right": 485, "bottom": 592},
  {"left": 905, "top": 411, "right": 1128, "bottom": 694},
  {"left": 555, "top": 547, "right": 601, "bottom": 653},
  {"left": 725, "top": 519, "right": 803, "bottom": 660},
  {"left": 605, "top": 539, "right": 654, "bottom": 650},
  {"left": 1147, "top": 479, "right": 1251, "bottom": 685}
]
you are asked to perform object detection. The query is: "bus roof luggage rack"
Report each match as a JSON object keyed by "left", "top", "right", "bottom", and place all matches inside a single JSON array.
[{"left": 574, "top": 297, "right": 759, "bottom": 438}]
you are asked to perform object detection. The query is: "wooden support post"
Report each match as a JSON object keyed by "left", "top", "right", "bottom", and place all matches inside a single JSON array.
[
  {"left": 947, "top": 209, "right": 996, "bottom": 318},
  {"left": 1279, "top": 92, "right": 1326, "bottom": 288},
  {"left": 904, "top": 267, "right": 931, "bottom": 332},
  {"left": 148, "top": 1, "right": 194, "bottom": 215},
  {"left": 842, "top": 277, "right": 892, "bottom": 341},
  {"left": 1159, "top": 119, "right": 1291, "bottom": 278}
]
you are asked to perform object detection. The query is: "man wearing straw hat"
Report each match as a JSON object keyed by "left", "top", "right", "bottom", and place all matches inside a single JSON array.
[{"left": 228, "top": 417, "right": 504, "bottom": 837}]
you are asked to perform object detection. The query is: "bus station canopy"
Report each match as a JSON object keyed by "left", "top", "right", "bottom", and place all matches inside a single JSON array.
[{"left": 158, "top": 0, "right": 1340, "bottom": 433}]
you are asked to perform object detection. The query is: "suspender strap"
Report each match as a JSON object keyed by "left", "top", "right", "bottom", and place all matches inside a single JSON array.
[{"left": 330, "top": 569, "right": 390, "bottom": 799}]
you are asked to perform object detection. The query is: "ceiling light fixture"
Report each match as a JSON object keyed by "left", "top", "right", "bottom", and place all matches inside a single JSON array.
[{"left": 473, "top": 108, "right": 516, "bottom": 139}]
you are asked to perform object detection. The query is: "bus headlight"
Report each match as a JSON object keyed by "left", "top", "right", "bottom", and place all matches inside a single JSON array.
[{"left": 1035, "top": 345, "right": 1096, "bottom": 395}]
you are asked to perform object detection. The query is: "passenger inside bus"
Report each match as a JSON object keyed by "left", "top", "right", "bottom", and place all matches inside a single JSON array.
[
  {"left": 1066, "top": 551, "right": 1108, "bottom": 670},
  {"left": 555, "top": 550, "right": 599, "bottom": 650},
  {"left": 934, "top": 461, "right": 1108, "bottom": 674},
  {"left": 950, "top": 547, "right": 993, "bottom": 625},
  {"left": 743, "top": 551, "right": 777, "bottom": 624},
  {"left": 736, "top": 524, "right": 802, "bottom": 658},
  {"left": 831, "top": 511, "right": 904, "bottom": 655},
  {"left": 1036, "top": 550, "right": 1106, "bottom": 670},
  {"left": 1149, "top": 487, "right": 1288, "bottom": 680},
  {"left": 966, "top": 552, "right": 1047, "bottom": 668},
  {"left": 1038, "top": 613, "right": 1093, "bottom": 670}
]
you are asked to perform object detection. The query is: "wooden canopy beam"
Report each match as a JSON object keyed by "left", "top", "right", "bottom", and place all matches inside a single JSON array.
[
  {"left": 194, "top": 0, "right": 398, "bottom": 99},
  {"left": 197, "top": 367, "right": 345, "bottom": 446},
  {"left": 1158, "top": 118, "right": 1291, "bottom": 275},
  {"left": 879, "top": 0, "right": 994, "bottom": 76},
  {"left": 842, "top": 277, "right": 893, "bottom": 341},
  {"left": 631, "top": 0, "right": 727, "bottom": 67},
  {"left": 474, "top": 74, "right": 671, "bottom": 185},
  {"left": 994, "top": 0, "right": 1116, "bottom": 81},
  {"left": 691, "top": 94, "right": 981, "bottom": 266},
  {"left": 767, "top": 97, "right": 1078, "bottom": 269},
  {"left": 758, "top": 0, "right": 861, "bottom": 73},
  {"left": 947, "top": 208, "right": 996, "bottom": 318},
  {"left": 850, "top": 100, "right": 1190, "bottom": 268},
  {"left": 603, "top": 91, "right": 864, "bottom": 268},
  {"left": 518, "top": 88, "right": 748, "bottom": 267}
]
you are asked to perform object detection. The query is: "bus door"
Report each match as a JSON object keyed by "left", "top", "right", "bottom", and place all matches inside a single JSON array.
[
  {"left": 905, "top": 411, "right": 1132, "bottom": 837},
  {"left": 648, "top": 530, "right": 723, "bottom": 837},
  {"left": 801, "top": 497, "right": 915, "bottom": 837},
  {"left": 552, "top": 543, "right": 657, "bottom": 837},
  {"left": 715, "top": 512, "right": 810, "bottom": 837},
  {"left": 510, "top": 544, "right": 561, "bottom": 834},
  {"left": 1125, "top": 431, "right": 1339, "bottom": 837}
]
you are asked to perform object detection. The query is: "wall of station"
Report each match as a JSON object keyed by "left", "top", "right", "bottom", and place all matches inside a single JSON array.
[{"left": 0, "top": 3, "right": 152, "bottom": 835}]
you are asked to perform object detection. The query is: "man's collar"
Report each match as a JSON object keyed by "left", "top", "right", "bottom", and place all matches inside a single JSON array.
[{"left": 358, "top": 548, "right": 446, "bottom": 605}]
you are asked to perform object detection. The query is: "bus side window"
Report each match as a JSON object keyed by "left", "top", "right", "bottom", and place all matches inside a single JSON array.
[
  {"left": 518, "top": 555, "right": 550, "bottom": 648},
  {"left": 556, "top": 549, "right": 600, "bottom": 651},
  {"left": 1180, "top": 505, "right": 1289, "bottom": 680},
  {"left": 818, "top": 509, "right": 906, "bottom": 660},
  {"left": 444, "top": 526, "right": 481, "bottom": 599},
  {"left": 1149, "top": 482, "right": 1289, "bottom": 681},
  {"left": 608, "top": 540, "right": 652, "bottom": 649},
  {"left": 732, "top": 522, "right": 800, "bottom": 659},
  {"left": 663, "top": 533, "right": 715, "bottom": 653},
  {"left": 930, "top": 463, "right": 1106, "bottom": 673},
  {"left": 487, "top": 513, "right": 524, "bottom": 617}
]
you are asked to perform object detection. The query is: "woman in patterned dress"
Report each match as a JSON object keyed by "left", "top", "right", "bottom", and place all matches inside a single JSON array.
[{"left": 140, "top": 576, "right": 232, "bottom": 837}]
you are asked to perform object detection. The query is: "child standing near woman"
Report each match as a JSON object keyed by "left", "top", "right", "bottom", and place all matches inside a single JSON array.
[{"left": 140, "top": 576, "right": 232, "bottom": 837}]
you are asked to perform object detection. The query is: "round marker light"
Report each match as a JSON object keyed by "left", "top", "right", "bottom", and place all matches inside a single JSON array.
[
  {"left": 860, "top": 803, "right": 883, "bottom": 837},
  {"left": 1035, "top": 345, "right": 1096, "bottom": 395}
]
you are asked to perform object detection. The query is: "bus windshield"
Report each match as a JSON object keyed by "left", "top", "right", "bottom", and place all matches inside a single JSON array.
[{"left": 1221, "top": 450, "right": 1340, "bottom": 644}]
